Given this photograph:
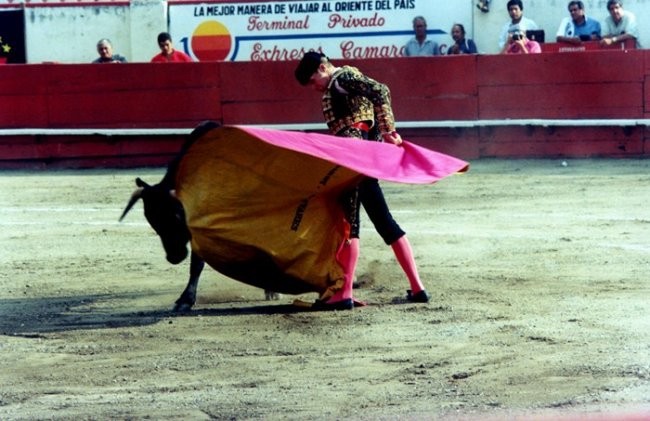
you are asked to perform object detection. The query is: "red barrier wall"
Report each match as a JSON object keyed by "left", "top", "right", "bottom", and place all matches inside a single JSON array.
[
  {"left": 477, "top": 52, "right": 645, "bottom": 119},
  {"left": 1, "top": 49, "right": 649, "bottom": 168},
  {"left": 0, "top": 63, "right": 221, "bottom": 129}
]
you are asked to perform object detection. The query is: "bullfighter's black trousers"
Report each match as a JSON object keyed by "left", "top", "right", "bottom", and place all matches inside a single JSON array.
[{"left": 338, "top": 125, "right": 406, "bottom": 245}]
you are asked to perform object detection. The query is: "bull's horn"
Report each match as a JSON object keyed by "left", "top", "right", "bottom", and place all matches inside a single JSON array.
[{"left": 119, "top": 187, "right": 144, "bottom": 221}]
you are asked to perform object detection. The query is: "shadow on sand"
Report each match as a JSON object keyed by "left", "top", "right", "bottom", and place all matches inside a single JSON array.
[{"left": 0, "top": 293, "right": 323, "bottom": 337}]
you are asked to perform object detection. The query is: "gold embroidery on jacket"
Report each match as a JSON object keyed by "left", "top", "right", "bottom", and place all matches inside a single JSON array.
[{"left": 321, "top": 66, "right": 395, "bottom": 136}]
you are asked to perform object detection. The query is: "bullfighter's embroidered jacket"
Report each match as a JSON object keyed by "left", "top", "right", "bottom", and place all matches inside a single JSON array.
[{"left": 321, "top": 65, "right": 396, "bottom": 137}]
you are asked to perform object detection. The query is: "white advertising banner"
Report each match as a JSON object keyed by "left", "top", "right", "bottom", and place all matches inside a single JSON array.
[{"left": 168, "top": 0, "right": 471, "bottom": 61}]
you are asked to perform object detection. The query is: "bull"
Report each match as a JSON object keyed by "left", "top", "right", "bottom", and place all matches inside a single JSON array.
[
  {"left": 119, "top": 121, "right": 467, "bottom": 312},
  {"left": 119, "top": 121, "right": 278, "bottom": 312}
]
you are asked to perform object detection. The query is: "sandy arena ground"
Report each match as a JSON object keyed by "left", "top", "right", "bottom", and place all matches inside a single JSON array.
[{"left": 1, "top": 159, "right": 649, "bottom": 420}]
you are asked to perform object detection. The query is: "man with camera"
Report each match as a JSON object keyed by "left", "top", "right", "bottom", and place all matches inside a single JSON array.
[
  {"left": 556, "top": 1, "right": 602, "bottom": 45},
  {"left": 500, "top": 27, "right": 542, "bottom": 54},
  {"left": 498, "top": 0, "right": 539, "bottom": 50}
]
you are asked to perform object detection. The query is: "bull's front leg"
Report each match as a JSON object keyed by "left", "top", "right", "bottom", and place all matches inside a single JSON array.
[{"left": 173, "top": 251, "right": 205, "bottom": 312}]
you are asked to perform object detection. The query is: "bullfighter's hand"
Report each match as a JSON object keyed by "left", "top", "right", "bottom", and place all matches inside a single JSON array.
[{"left": 382, "top": 131, "right": 403, "bottom": 146}]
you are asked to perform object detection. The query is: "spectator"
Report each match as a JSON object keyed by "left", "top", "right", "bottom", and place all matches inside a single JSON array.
[
  {"left": 498, "top": 0, "right": 539, "bottom": 50},
  {"left": 556, "top": 1, "right": 602, "bottom": 44},
  {"left": 151, "top": 32, "right": 193, "bottom": 62},
  {"left": 477, "top": 0, "right": 490, "bottom": 13},
  {"left": 92, "top": 39, "right": 127, "bottom": 63},
  {"left": 500, "top": 28, "right": 541, "bottom": 54},
  {"left": 447, "top": 23, "right": 478, "bottom": 55},
  {"left": 600, "top": 0, "right": 641, "bottom": 48},
  {"left": 404, "top": 16, "right": 439, "bottom": 56}
]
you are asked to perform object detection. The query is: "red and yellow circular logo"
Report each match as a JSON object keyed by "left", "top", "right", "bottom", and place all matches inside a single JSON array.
[{"left": 191, "top": 21, "right": 232, "bottom": 61}]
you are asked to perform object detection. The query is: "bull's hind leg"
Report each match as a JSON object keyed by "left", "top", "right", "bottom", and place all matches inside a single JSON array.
[
  {"left": 264, "top": 291, "right": 281, "bottom": 300},
  {"left": 173, "top": 252, "right": 205, "bottom": 312}
]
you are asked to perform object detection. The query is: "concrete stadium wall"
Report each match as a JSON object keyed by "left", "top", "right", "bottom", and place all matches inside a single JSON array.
[{"left": 1, "top": 49, "right": 649, "bottom": 168}]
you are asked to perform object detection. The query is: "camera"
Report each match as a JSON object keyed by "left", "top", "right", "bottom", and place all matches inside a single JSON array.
[{"left": 512, "top": 33, "right": 523, "bottom": 41}]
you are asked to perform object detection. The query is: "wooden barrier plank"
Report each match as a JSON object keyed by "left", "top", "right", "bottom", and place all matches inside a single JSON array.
[
  {"left": 220, "top": 56, "right": 479, "bottom": 123},
  {"left": 219, "top": 57, "right": 479, "bottom": 105},
  {"left": 0, "top": 137, "right": 40, "bottom": 159},
  {"left": 0, "top": 96, "right": 48, "bottom": 127},
  {"left": 386, "top": 56, "right": 479, "bottom": 121},
  {"left": 645, "top": 75, "right": 650, "bottom": 118},
  {"left": 45, "top": 63, "right": 221, "bottom": 93},
  {"left": 222, "top": 99, "right": 321, "bottom": 124},
  {"left": 368, "top": 56, "right": 478, "bottom": 96},
  {"left": 480, "top": 140, "right": 643, "bottom": 158},
  {"left": 220, "top": 61, "right": 299, "bottom": 102},
  {"left": 400, "top": 127, "right": 480, "bottom": 160},
  {"left": 223, "top": 99, "right": 478, "bottom": 125},
  {"left": 393, "top": 97, "right": 477, "bottom": 121},
  {"left": 0, "top": 65, "right": 49, "bottom": 127},
  {"left": 0, "top": 64, "right": 48, "bottom": 95},
  {"left": 479, "top": 83, "right": 643, "bottom": 119},
  {"left": 117, "top": 136, "right": 184, "bottom": 155},
  {"left": 0, "top": 155, "right": 173, "bottom": 170},
  {"left": 541, "top": 40, "right": 636, "bottom": 53},
  {"left": 479, "top": 126, "right": 644, "bottom": 158},
  {"left": 47, "top": 89, "right": 221, "bottom": 127},
  {"left": 645, "top": 49, "right": 650, "bottom": 74},
  {"left": 477, "top": 50, "right": 644, "bottom": 86},
  {"left": 0, "top": 135, "right": 184, "bottom": 160},
  {"left": 480, "top": 126, "right": 644, "bottom": 142},
  {"left": 43, "top": 63, "right": 222, "bottom": 127}
]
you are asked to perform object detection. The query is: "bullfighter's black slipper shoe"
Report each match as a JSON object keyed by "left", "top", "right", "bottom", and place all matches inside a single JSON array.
[
  {"left": 312, "top": 298, "right": 355, "bottom": 311},
  {"left": 292, "top": 298, "right": 366, "bottom": 311},
  {"left": 407, "top": 289, "right": 431, "bottom": 303}
]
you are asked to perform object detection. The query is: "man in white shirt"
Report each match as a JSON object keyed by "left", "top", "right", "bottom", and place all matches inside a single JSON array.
[
  {"left": 600, "top": 0, "right": 641, "bottom": 48},
  {"left": 403, "top": 16, "right": 439, "bottom": 56},
  {"left": 498, "top": 0, "right": 539, "bottom": 50}
]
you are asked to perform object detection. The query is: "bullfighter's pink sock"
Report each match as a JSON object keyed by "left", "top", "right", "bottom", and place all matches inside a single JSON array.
[
  {"left": 327, "top": 238, "right": 359, "bottom": 303},
  {"left": 391, "top": 235, "right": 425, "bottom": 294}
]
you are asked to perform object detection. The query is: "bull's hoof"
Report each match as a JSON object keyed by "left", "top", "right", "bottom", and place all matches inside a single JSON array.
[{"left": 173, "top": 301, "right": 194, "bottom": 313}]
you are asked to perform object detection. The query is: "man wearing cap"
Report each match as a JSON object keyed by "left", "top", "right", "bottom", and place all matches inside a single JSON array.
[{"left": 294, "top": 51, "right": 430, "bottom": 310}]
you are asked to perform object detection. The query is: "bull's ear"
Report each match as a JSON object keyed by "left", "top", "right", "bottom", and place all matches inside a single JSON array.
[{"left": 135, "top": 178, "right": 151, "bottom": 188}]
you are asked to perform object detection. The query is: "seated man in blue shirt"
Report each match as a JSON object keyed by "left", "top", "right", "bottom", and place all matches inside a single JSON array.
[{"left": 556, "top": 0, "right": 601, "bottom": 44}]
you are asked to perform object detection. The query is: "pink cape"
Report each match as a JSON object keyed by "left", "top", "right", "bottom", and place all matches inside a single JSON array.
[{"left": 237, "top": 126, "right": 469, "bottom": 183}]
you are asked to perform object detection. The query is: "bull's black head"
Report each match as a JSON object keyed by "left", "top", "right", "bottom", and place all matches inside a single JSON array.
[{"left": 120, "top": 177, "right": 190, "bottom": 265}]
